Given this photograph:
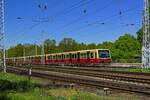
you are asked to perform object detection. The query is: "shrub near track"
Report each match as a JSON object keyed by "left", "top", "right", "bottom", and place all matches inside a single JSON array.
[
  {"left": 0, "top": 73, "right": 141, "bottom": 100},
  {"left": 0, "top": 73, "right": 35, "bottom": 99}
]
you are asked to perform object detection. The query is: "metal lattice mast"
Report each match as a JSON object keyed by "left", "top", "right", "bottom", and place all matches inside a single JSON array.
[
  {"left": 142, "top": 0, "right": 150, "bottom": 68},
  {"left": 0, "top": 0, "right": 6, "bottom": 72}
]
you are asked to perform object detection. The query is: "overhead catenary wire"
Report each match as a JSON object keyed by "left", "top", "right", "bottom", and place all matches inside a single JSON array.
[
  {"left": 14, "top": 0, "right": 92, "bottom": 37},
  {"left": 52, "top": 0, "right": 114, "bottom": 34},
  {"left": 51, "top": 0, "right": 93, "bottom": 18},
  {"left": 64, "top": 8, "right": 141, "bottom": 34},
  {"left": 51, "top": 1, "right": 140, "bottom": 36},
  {"left": 9, "top": 0, "right": 142, "bottom": 48}
]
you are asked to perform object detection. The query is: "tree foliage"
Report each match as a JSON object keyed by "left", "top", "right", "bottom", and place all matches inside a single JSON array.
[{"left": 6, "top": 33, "right": 142, "bottom": 63}]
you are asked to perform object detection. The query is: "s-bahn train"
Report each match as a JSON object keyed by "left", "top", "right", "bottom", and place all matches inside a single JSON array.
[{"left": 6, "top": 49, "right": 112, "bottom": 66}]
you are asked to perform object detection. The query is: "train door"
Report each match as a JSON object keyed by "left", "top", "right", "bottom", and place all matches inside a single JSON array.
[
  {"left": 69, "top": 53, "right": 72, "bottom": 63},
  {"left": 77, "top": 52, "right": 80, "bottom": 63},
  {"left": 87, "top": 51, "right": 90, "bottom": 62},
  {"left": 61, "top": 54, "right": 65, "bottom": 63}
]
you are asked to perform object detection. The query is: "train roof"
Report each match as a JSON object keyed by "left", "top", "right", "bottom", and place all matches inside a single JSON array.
[
  {"left": 6, "top": 49, "right": 110, "bottom": 59},
  {"left": 46, "top": 49, "right": 109, "bottom": 55}
]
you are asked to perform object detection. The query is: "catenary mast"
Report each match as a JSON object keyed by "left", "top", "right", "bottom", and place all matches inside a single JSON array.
[
  {"left": 142, "top": 0, "right": 150, "bottom": 68},
  {"left": 0, "top": 0, "right": 6, "bottom": 72}
]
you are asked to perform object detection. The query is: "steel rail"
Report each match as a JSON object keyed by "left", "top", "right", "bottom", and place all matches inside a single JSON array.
[
  {"left": 5, "top": 67, "right": 150, "bottom": 95},
  {"left": 32, "top": 67, "right": 150, "bottom": 85}
]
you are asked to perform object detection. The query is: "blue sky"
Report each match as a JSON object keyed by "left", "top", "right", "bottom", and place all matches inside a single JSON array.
[{"left": 5, "top": 0, "right": 143, "bottom": 48}]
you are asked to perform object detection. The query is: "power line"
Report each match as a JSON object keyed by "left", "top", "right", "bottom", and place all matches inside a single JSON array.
[
  {"left": 11, "top": 0, "right": 94, "bottom": 42},
  {"left": 65, "top": 7, "right": 141, "bottom": 34},
  {"left": 52, "top": 0, "right": 93, "bottom": 18},
  {"left": 53, "top": 0, "right": 114, "bottom": 34}
]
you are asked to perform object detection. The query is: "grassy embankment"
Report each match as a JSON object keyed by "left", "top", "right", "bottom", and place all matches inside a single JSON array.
[{"left": 0, "top": 72, "right": 141, "bottom": 100}]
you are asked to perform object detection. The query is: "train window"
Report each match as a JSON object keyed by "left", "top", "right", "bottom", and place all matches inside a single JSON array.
[
  {"left": 55, "top": 55, "right": 57, "bottom": 60},
  {"left": 87, "top": 51, "right": 90, "bottom": 59},
  {"left": 80, "top": 53, "right": 83, "bottom": 58},
  {"left": 60, "top": 55, "right": 62, "bottom": 60},
  {"left": 57, "top": 55, "right": 59, "bottom": 60},
  {"left": 48, "top": 56, "right": 51, "bottom": 60},
  {"left": 69, "top": 53, "right": 72, "bottom": 59},
  {"left": 50, "top": 56, "right": 52, "bottom": 60},
  {"left": 84, "top": 53, "right": 87, "bottom": 58},
  {"left": 72, "top": 54, "right": 74, "bottom": 59},
  {"left": 75, "top": 54, "right": 77, "bottom": 58},
  {"left": 59, "top": 55, "right": 61, "bottom": 60},
  {"left": 61, "top": 55, "right": 63, "bottom": 59},
  {"left": 63, "top": 55, "right": 65, "bottom": 59},
  {"left": 53, "top": 56, "right": 55, "bottom": 60},
  {"left": 66, "top": 54, "right": 69, "bottom": 59},
  {"left": 81, "top": 53, "right": 86, "bottom": 58},
  {"left": 91, "top": 53, "right": 94, "bottom": 58}
]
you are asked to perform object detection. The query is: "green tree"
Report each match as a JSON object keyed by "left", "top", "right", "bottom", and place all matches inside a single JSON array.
[
  {"left": 113, "top": 34, "right": 141, "bottom": 62},
  {"left": 59, "top": 38, "right": 78, "bottom": 52},
  {"left": 97, "top": 41, "right": 113, "bottom": 49},
  {"left": 44, "top": 39, "right": 56, "bottom": 54},
  {"left": 87, "top": 43, "right": 97, "bottom": 49},
  {"left": 7, "top": 44, "right": 23, "bottom": 57},
  {"left": 136, "top": 28, "right": 143, "bottom": 43}
]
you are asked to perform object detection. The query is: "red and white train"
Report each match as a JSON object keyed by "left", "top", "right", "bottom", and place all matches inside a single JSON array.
[{"left": 6, "top": 49, "right": 112, "bottom": 66}]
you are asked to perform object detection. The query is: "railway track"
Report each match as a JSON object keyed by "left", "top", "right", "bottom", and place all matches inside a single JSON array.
[
  {"left": 29, "top": 66, "right": 150, "bottom": 85},
  {"left": 4, "top": 66, "right": 150, "bottom": 95}
]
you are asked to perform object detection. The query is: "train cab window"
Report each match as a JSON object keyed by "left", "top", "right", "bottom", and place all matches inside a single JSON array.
[{"left": 98, "top": 50, "right": 110, "bottom": 58}]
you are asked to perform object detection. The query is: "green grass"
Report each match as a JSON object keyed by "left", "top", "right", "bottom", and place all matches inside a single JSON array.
[
  {"left": 0, "top": 72, "right": 141, "bottom": 100},
  {"left": 107, "top": 68, "right": 150, "bottom": 73},
  {"left": 0, "top": 73, "right": 27, "bottom": 82},
  {"left": 8, "top": 88, "right": 140, "bottom": 100},
  {"left": 127, "top": 68, "right": 150, "bottom": 73},
  {"left": 8, "top": 88, "right": 53, "bottom": 100}
]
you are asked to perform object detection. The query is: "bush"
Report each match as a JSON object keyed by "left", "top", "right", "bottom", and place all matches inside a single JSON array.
[{"left": 0, "top": 79, "right": 35, "bottom": 92}]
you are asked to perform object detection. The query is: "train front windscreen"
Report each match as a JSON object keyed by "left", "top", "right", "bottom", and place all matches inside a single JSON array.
[{"left": 98, "top": 50, "right": 110, "bottom": 58}]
